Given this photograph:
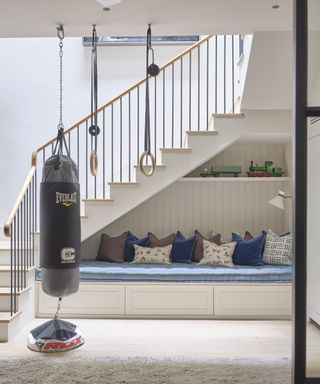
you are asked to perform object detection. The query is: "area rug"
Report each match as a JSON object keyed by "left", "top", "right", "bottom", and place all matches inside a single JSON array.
[{"left": 0, "top": 357, "right": 291, "bottom": 384}]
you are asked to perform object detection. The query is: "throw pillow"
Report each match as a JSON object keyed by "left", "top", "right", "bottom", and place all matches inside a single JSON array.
[
  {"left": 124, "top": 232, "right": 149, "bottom": 262},
  {"left": 97, "top": 232, "right": 128, "bottom": 263},
  {"left": 199, "top": 239, "right": 236, "bottom": 267},
  {"left": 263, "top": 229, "right": 293, "bottom": 265},
  {"left": 172, "top": 231, "right": 197, "bottom": 263},
  {"left": 194, "top": 230, "right": 222, "bottom": 262},
  {"left": 232, "top": 232, "right": 265, "bottom": 266},
  {"left": 132, "top": 244, "right": 172, "bottom": 264},
  {"left": 148, "top": 232, "right": 176, "bottom": 247}
]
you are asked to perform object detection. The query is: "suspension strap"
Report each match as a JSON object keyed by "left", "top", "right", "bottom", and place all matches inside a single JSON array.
[
  {"left": 89, "top": 25, "right": 99, "bottom": 176},
  {"left": 53, "top": 25, "right": 70, "bottom": 158},
  {"left": 139, "top": 24, "right": 156, "bottom": 177}
]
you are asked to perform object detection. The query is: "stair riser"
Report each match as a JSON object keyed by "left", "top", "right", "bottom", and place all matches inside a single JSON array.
[
  {"left": 0, "top": 270, "right": 35, "bottom": 288},
  {"left": 0, "top": 251, "right": 38, "bottom": 266},
  {"left": 0, "top": 295, "right": 21, "bottom": 311}
]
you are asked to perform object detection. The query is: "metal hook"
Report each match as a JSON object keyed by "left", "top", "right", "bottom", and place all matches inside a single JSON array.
[{"left": 57, "top": 25, "right": 64, "bottom": 40}]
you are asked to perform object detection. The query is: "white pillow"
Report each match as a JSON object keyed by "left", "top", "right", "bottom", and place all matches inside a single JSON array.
[
  {"left": 132, "top": 244, "right": 172, "bottom": 264},
  {"left": 262, "top": 229, "right": 292, "bottom": 265},
  {"left": 199, "top": 239, "right": 236, "bottom": 267}
]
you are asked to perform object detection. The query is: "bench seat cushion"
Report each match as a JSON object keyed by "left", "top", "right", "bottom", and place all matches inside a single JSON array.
[{"left": 36, "top": 260, "right": 292, "bottom": 283}]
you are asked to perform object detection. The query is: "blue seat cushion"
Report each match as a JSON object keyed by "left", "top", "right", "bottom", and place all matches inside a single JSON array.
[
  {"left": 124, "top": 232, "right": 149, "bottom": 262},
  {"left": 232, "top": 232, "right": 265, "bottom": 266},
  {"left": 172, "top": 231, "right": 197, "bottom": 263}
]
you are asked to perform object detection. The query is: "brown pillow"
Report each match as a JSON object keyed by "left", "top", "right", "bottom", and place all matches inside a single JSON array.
[
  {"left": 97, "top": 232, "right": 128, "bottom": 263},
  {"left": 193, "top": 229, "right": 222, "bottom": 262},
  {"left": 244, "top": 231, "right": 254, "bottom": 240},
  {"left": 148, "top": 232, "right": 176, "bottom": 248}
]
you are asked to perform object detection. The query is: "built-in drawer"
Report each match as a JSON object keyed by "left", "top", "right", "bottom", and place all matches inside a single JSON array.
[
  {"left": 213, "top": 284, "right": 292, "bottom": 318},
  {"left": 36, "top": 283, "right": 125, "bottom": 317},
  {"left": 126, "top": 284, "right": 214, "bottom": 317}
]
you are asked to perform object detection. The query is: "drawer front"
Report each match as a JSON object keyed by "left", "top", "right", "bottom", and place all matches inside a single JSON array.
[
  {"left": 126, "top": 284, "right": 214, "bottom": 316},
  {"left": 214, "top": 285, "right": 292, "bottom": 317},
  {"left": 37, "top": 284, "right": 125, "bottom": 316}
]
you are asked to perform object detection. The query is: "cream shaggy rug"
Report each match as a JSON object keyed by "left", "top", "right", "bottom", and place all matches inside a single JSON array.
[{"left": 0, "top": 357, "right": 291, "bottom": 384}]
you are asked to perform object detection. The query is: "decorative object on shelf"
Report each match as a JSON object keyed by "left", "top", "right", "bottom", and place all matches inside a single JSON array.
[
  {"left": 246, "top": 161, "right": 285, "bottom": 177},
  {"left": 269, "top": 190, "right": 292, "bottom": 210},
  {"left": 200, "top": 165, "right": 242, "bottom": 177}
]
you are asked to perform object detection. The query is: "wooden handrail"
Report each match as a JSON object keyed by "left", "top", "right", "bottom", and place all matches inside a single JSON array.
[
  {"left": 4, "top": 152, "right": 37, "bottom": 237},
  {"left": 35, "top": 35, "right": 213, "bottom": 153}
]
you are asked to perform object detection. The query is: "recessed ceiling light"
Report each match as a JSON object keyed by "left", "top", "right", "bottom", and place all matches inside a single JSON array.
[
  {"left": 272, "top": 4, "right": 280, "bottom": 9},
  {"left": 103, "top": 7, "right": 111, "bottom": 11}
]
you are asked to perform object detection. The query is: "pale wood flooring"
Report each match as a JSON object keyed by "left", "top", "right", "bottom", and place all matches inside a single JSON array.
[{"left": 1, "top": 319, "right": 319, "bottom": 377}]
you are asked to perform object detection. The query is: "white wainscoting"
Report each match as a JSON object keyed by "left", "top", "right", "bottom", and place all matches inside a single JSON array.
[{"left": 82, "top": 177, "right": 291, "bottom": 259}]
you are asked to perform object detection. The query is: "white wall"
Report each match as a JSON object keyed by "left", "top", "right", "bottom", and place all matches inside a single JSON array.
[{"left": 0, "top": 37, "right": 185, "bottom": 231}]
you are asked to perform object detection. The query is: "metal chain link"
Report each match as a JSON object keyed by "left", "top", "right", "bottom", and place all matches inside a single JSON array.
[
  {"left": 57, "top": 25, "right": 64, "bottom": 131},
  {"left": 54, "top": 297, "right": 62, "bottom": 320}
]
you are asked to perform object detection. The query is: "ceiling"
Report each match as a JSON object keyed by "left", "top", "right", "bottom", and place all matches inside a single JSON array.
[{"left": 0, "top": 0, "right": 302, "bottom": 38}]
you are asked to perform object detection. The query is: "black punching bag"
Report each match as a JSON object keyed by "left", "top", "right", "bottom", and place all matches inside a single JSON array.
[{"left": 40, "top": 153, "right": 80, "bottom": 297}]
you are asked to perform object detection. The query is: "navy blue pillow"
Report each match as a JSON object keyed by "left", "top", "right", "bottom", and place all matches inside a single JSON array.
[
  {"left": 232, "top": 232, "right": 265, "bottom": 266},
  {"left": 124, "top": 232, "right": 149, "bottom": 262},
  {"left": 172, "top": 231, "right": 197, "bottom": 264}
]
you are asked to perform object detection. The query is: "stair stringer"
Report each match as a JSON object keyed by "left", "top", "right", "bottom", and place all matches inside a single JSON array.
[{"left": 81, "top": 126, "right": 243, "bottom": 241}]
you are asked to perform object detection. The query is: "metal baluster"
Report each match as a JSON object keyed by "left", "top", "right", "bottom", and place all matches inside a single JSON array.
[
  {"left": 215, "top": 36, "right": 218, "bottom": 114},
  {"left": 128, "top": 93, "right": 131, "bottom": 181},
  {"left": 68, "top": 132, "right": 71, "bottom": 155},
  {"left": 232, "top": 35, "right": 235, "bottom": 113},
  {"left": 154, "top": 76, "right": 157, "bottom": 161},
  {"left": 206, "top": 40, "right": 209, "bottom": 130},
  {"left": 13, "top": 217, "right": 16, "bottom": 313},
  {"left": 198, "top": 45, "right": 200, "bottom": 131},
  {"left": 120, "top": 98, "right": 123, "bottom": 182},
  {"left": 51, "top": 142, "right": 54, "bottom": 155},
  {"left": 103, "top": 109, "right": 106, "bottom": 198},
  {"left": 23, "top": 195, "right": 26, "bottom": 288},
  {"left": 172, "top": 63, "right": 174, "bottom": 147},
  {"left": 111, "top": 104, "right": 114, "bottom": 182},
  {"left": 32, "top": 176, "right": 35, "bottom": 267},
  {"left": 10, "top": 222, "right": 13, "bottom": 315},
  {"left": 94, "top": 119, "right": 97, "bottom": 199},
  {"left": 163, "top": 70, "right": 166, "bottom": 147},
  {"left": 35, "top": 169, "right": 37, "bottom": 232},
  {"left": 137, "top": 87, "right": 140, "bottom": 165},
  {"left": 85, "top": 120, "right": 88, "bottom": 199},
  {"left": 42, "top": 148, "right": 45, "bottom": 164},
  {"left": 180, "top": 57, "right": 183, "bottom": 147},
  {"left": 77, "top": 126, "right": 80, "bottom": 181},
  {"left": 17, "top": 207, "right": 20, "bottom": 292},
  {"left": 20, "top": 206, "right": 23, "bottom": 290},
  {"left": 189, "top": 51, "right": 192, "bottom": 130},
  {"left": 224, "top": 35, "right": 226, "bottom": 114}
]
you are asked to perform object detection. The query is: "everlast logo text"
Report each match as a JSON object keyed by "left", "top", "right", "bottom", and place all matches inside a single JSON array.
[{"left": 56, "top": 192, "right": 77, "bottom": 207}]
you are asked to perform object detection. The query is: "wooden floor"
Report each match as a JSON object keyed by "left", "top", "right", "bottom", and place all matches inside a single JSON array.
[{"left": 1, "top": 319, "right": 319, "bottom": 377}]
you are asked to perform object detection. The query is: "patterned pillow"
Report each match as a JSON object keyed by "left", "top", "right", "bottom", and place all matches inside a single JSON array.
[
  {"left": 132, "top": 244, "right": 172, "bottom": 264},
  {"left": 262, "top": 229, "right": 292, "bottom": 265},
  {"left": 199, "top": 239, "right": 236, "bottom": 267},
  {"left": 194, "top": 230, "right": 222, "bottom": 262}
]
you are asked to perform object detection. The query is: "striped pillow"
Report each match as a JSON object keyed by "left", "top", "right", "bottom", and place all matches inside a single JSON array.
[{"left": 262, "top": 229, "right": 292, "bottom": 265}]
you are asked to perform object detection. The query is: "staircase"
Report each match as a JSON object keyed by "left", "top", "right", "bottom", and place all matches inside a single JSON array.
[{"left": 1, "top": 34, "right": 249, "bottom": 341}]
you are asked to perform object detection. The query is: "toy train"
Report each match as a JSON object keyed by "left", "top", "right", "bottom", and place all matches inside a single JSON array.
[{"left": 246, "top": 161, "right": 285, "bottom": 177}]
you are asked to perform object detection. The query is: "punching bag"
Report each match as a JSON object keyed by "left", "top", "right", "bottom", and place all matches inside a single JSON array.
[{"left": 40, "top": 151, "right": 81, "bottom": 298}]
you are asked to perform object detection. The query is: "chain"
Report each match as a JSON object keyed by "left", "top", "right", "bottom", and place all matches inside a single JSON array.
[
  {"left": 54, "top": 297, "right": 62, "bottom": 320},
  {"left": 57, "top": 25, "right": 64, "bottom": 131}
]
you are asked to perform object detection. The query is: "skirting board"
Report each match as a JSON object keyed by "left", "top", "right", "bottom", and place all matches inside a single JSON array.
[{"left": 36, "top": 282, "right": 292, "bottom": 320}]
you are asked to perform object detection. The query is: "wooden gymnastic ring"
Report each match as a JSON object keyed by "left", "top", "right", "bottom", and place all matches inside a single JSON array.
[
  {"left": 90, "top": 150, "right": 98, "bottom": 176},
  {"left": 139, "top": 151, "right": 156, "bottom": 177}
]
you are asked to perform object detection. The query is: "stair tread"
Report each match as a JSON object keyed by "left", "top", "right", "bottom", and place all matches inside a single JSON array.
[
  {"left": 160, "top": 148, "right": 192, "bottom": 152},
  {"left": 186, "top": 130, "right": 218, "bottom": 135},
  {"left": 0, "top": 265, "right": 36, "bottom": 272},
  {"left": 83, "top": 199, "right": 113, "bottom": 203},
  {"left": 134, "top": 164, "right": 166, "bottom": 169},
  {"left": 0, "top": 286, "right": 31, "bottom": 295},
  {"left": 212, "top": 113, "right": 244, "bottom": 118},
  {"left": 108, "top": 182, "right": 140, "bottom": 186},
  {"left": 0, "top": 311, "right": 21, "bottom": 323}
]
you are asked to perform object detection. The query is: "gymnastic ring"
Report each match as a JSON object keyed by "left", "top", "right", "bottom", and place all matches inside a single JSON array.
[
  {"left": 139, "top": 151, "right": 156, "bottom": 177},
  {"left": 90, "top": 150, "right": 98, "bottom": 176}
]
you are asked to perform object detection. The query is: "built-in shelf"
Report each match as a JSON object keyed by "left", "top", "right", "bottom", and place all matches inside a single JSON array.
[{"left": 179, "top": 177, "right": 291, "bottom": 182}]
